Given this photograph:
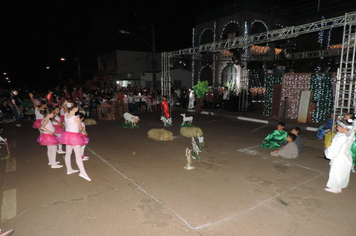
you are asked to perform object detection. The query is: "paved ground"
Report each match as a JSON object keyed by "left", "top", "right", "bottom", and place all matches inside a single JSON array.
[{"left": 0, "top": 111, "right": 355, "bottom": 236}]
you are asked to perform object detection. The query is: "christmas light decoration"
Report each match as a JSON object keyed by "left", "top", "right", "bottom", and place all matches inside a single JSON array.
[
  {"left": 281, "top": 74, "right": 311, "bottom": 119},
  {"left": 263, "top": 74, "right": 282, "bottom": 116},
  {"left": 220, "top": 21, "right": 239, "bottom": 39},
  {"left": 199, "top": 28, "right": 214, "bottom": 44},
  {"left": 310, "top": 73, "right": 334, "bottom": 122}
]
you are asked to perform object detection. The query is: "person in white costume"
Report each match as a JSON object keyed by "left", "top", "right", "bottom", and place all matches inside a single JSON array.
[
  {"left": 324, "top": 119, "right": 355, "bottom": 193},
  {"left": 188, "top": 88, "right": 195, "bottom": 109}
]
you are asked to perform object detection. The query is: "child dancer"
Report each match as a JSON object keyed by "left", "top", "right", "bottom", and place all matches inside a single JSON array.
[
  {"left": 324, "top": 119, "right": 355, "bottom": 193},
  {"left": 77, "top": 113, "right": 89, "bottom": 161},
  {"left": 37, "top": 107, "right": 63, "bottom": 168},
  {"left": 52, "top": 106, "right": 66, "bottom": 154},
  {"left": 59, "top": 102, "right": 91, "bottom": 181},
  {"left": 59, "top": 101, "right": 67, "bottom": 123},
  {"left": 123, "top": 93, "right": 129, "bottom": 113},
  {"left": 146, "top": 92, "right": 152, "bottom": 112},
  {"left": 29, "top": 93, "right": 47, "bottom": 132}
]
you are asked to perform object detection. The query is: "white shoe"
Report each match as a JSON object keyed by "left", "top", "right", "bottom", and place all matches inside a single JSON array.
[
  {"left": 82, "top": 156, "right": 89, "bottom": 161},
  {"left": 51, "top": 164, "right": 63, "bottom": 169},
  {"left": 48, "top": 161, "right": 60, "bottom": 165},
  {"left": 67, "top": 170, "right": 79, "bottom": 175},
  {"left": 324, "top": 188, "right": 342, "bottom": 193},
  {"left": 57, "top": 150, "right": 66, "bottom": 154},
  {"left": 79, "top": 173, "right": 91, "bottom": 181}
]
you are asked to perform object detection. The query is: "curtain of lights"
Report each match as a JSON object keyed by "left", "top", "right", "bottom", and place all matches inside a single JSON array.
[
  {"left": 310, "top": 73, "right": 334, "bottom": 122},
  {"left": 263, "top": 73, "right": 282, "bottom": 116},
  {"left": 281, "top": 73, "right": 311, "bottom": 119}
]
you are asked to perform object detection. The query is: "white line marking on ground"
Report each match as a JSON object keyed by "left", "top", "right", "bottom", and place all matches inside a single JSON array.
[
  {"left": 1, "top": 189, "right": 17, "bottom": 220},
  {"left": 306, "top": 127, "right": 318, "bottom": 132},
  {"left": 237, "top": 145, "right": 260, "bottom": 155},
  {"left": 194, "top": 172, "right": 324, "bottom": 230},
  {"left": 251, "top": 125, "right": 269, "bottom": 133},
  {"left": 237, "top": 117, "right": 269, "bottom": 124},
  {"left": 87, "top": 147, "right": 194, "bottom": 230}
]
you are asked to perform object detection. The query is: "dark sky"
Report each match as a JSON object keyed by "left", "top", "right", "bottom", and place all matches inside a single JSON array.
[{"left": 1, "top": 0, "right": 354, "bottom": 88}]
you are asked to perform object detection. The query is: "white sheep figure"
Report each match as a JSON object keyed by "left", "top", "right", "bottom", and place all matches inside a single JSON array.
[
  {"left": 123, "top": 112, "right": 140, "bottom": 127},
  {"left": 191, "top": 137, "right": 202, "bottom": 161},
  {"left": 160, "top": 116, "right": 172, "bottom": 126},
  {"left": 180, "top": 113, "right": 193, "bottom": 126},
  {"left": 197, "top": 133, "right": 204, "bottom": 150}
]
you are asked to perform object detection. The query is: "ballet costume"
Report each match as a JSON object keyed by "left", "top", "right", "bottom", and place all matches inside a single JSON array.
[
  {"left": 53, "top": 115, "right": 66, "bottom": 154},
  {"left": 37, "top": 118, "right": 63, "bottom": 168},
  {"left": 59, "top": 115, "right": 91, "bottom": 181},
  {"left": 60, "top": 108, "right": 65, "bottom": 123},
  {"left": 32, "top": 108, "right": 44, "bottom": 132},
  {"left": 79, "top": 122, "right": 90, "bottom": 161}
]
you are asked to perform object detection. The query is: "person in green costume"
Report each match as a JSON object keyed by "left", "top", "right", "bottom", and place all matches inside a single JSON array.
[{"left": 260, "top": 122, "right": 288, "bottom": 149}]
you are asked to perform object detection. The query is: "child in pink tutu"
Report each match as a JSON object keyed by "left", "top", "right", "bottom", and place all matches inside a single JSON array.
[
  {"left": 29, "top": 93, "right": 47, "bottom": 132},
  {"left": 59, "top": 101, "right": 67, "bottom": 123},
  {"left": 37, "top": 107, "right": 63, "bottom": 168},
  {"left": 78, "top": 113, "right": 89, "bottom": 161},
  {"left": 52, "top": 106, "right": 66, "bottom": 154},
  {"left": 59, "top": 102, "right": 91, "bottom": 181}
]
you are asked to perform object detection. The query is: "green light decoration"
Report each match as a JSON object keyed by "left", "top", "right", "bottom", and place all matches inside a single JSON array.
[
  {"left": 310, "top": 73, "right": 334, "bottom": 122},
  {"left": 263, "top": 73, "right": 282, "bottom": 116}
]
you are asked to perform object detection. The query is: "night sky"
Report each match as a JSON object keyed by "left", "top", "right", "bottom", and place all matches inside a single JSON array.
[{"left": 1, "top": 0, "right": 354, "bottom": 89}]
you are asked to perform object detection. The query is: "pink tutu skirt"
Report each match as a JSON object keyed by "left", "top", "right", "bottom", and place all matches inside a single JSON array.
[
  {"left": 79, "top": 133, "right": 90, "bottom": 145},
  {"left": 59, "top": 132, "right": 85, "bottom": 146},
  {"left": 37, "top": 133, "right": 59, "bottom": 146},
  {"left": 54, "top": 125, "right": 65, "bottom": 134},
  {"left": 60, "top": 115, "right": 65, "bottom": 123},
  {"left": 33, "top": 119, "right": 43, "bottom": 129}
]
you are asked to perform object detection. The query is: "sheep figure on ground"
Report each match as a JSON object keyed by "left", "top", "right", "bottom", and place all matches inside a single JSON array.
[
  {"left": 123, "top": 112, "right": 140, "bottom": 128},
  {"left": 180, "top": 113, "right": 193, "bottom": 126},
  {"left": 160, "top": 116, "right": 172, "bottom": 127}
]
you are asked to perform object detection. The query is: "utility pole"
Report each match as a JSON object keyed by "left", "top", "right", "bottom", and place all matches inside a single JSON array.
[{"left": 152, "top": 24, "right": 157, "bottom": 88}]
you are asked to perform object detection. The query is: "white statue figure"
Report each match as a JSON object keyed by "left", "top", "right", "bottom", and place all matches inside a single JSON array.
[
  {"left": 180, "top": 113, "right": 193, "bottom": 126},
  {"left": 188, "top": 89, "right": 195, "bottom": 109},
  {"left": 160, "top": 116, "right": 172, "bottom": 126},
  {"left": 191, "top": 136, "right": 202, "bottom": 161},
  {"left": 184, "top": 148, "right": 194, "bottom": 170},
  {"left": 197, "top": 133, "right": 204, "bottom": 150}
]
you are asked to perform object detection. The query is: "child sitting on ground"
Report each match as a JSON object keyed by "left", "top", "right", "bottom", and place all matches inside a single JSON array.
[
  {"left": 260, "top": 122, "right": 288, "bottom": 149},
  {"left": 270, "top": 133, "right": 299, "bottom": 159},
  {"left": 291, "top": 127, "right": 304, "bottom": 153}
]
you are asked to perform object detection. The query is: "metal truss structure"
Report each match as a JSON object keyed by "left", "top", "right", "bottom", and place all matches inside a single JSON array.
[
  {"left": 333, "top": 14, "right": 356, "bottom": 133},
  {"left": 162, "top": 11, "right": 356, "bottom": 112}
]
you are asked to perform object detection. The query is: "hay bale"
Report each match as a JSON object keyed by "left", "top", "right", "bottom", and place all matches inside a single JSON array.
[
  {"left": 180, "top": 127, "right": 203, "bottom": 138},
  {"left": 148, "top": 129, "right": 173, "bottom": 141},
  {"left": 84, "top": 118, "right": 97, "bottom": 126}
]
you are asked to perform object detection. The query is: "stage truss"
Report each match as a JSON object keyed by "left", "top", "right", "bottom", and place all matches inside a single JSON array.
[{"left": 161, "top": 11, "right": 356, "bottom": 112}]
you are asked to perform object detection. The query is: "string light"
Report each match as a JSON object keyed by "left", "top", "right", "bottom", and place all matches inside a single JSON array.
[
  {"left": 250, "top": 20, "right": 268, "bottom": 31},
  {"left": 220, "top": 21, "right": 239, "bottom": 39},
  {"left": 199, "top": 27, "right": 214, "bottom": 44},
  {"left": 281, "top": 74, "right": 311, "bottom": 119},
  {"left": 263, "top": 74, "right": 283, "bottom": 116},
  {"left": 310, "top": 73, "right": 334, "bottom": 122}
]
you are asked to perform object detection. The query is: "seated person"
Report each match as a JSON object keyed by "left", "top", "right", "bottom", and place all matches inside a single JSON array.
[
  {"left": 204, "top": 89, "right": 214, "bottom": 109},
  {"left": 270, "top": 133, "right": 298, "bottom": 159},
  {"left": 260, "top": 122, "right": 288, "bottom": 149},
  {"left": 316, "top": 112, "right": 334, "bottom": 141},
  {"left": 292, "top": 127, "right": 304, "bottom": 153}
]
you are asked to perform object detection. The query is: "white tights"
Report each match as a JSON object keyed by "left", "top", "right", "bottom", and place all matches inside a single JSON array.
[
  {"left": 55, "top": 133, "right": 64, "bottom": 151},
  {"left": 47, "top": 145, "right": 57, "bottom": 165},
  {"left": 65, "top": 145, "right": 89, "bottom": 177},
  {"left": 81, "top": 145, "right": 86, "bottom": 157}
]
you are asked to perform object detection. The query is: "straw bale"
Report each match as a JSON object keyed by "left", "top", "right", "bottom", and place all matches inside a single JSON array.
[
  {"left": 180, "top": 127, "right": 203, "bottom": 138},
  {"left": 148, "top": 129, "right": 173, "bottom": 141},
  {"left": 84, "top": 118, "right": 97, "bottom": 125}
]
